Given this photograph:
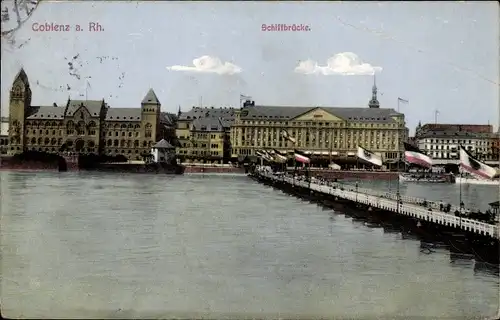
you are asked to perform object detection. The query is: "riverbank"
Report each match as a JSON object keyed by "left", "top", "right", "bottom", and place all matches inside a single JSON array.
[
  {"left": 0, "top": 156, "right": 184, "bottom": 174},
  {"left": 183, "top": 165, "right": 245, "bottom": 174}
]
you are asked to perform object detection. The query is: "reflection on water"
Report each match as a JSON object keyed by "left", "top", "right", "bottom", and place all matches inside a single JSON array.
[{"left": 0, "top": 171, "right": 498, "bottom": 319}]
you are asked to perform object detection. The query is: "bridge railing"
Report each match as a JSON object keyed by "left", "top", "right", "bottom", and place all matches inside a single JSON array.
[
  {"left": 309, "top": 177, "right": 464, "bottom": 213},
  {"left": 257, "top": 170, "right": 498, "bottom": 238}
]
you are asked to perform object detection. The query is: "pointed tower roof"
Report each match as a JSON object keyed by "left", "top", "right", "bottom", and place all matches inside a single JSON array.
[
  {"left": 141, "top": 88, "right": 160, "bottom": 104},
  {"left": 368, "top": 74, "right": 380, "bottom": 108},
  {"left": 153, "top": 139, "right": 174, "bottom": 149},
  {"left": 14, "top": 68, "right": 29, "bottom": 86}
]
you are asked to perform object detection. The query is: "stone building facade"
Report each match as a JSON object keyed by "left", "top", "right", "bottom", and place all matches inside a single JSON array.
[
  {"left": 415, "top": 122, "right": 499, "bottom": 162},
  {"left": 6, "top": 69, "right": 165, "bottom": 160},
  {"left": 176, "top": 107, "right": 235, "bottom": 163},
  {"left": 230, "top": 82, "right": 408, "bottom": 163}
]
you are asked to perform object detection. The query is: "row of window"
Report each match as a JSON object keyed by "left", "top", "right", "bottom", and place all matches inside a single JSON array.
[
  {"left": 422, "top": 138, "right": 495, "bottom": 145},
  {"left": 23, "top": 121, "right": 152, "bottom": 131},
  {"left": 236, "top": 120, "right": 402, "bottom": 129}
]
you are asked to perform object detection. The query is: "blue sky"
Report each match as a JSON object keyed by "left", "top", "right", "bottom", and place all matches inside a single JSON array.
[{"left": 1, "top": 1, "right": 498, "bottom": 134}]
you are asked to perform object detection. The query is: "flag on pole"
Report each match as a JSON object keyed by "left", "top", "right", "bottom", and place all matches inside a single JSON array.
[
  {"left": 398, "top": 97, "right": 409, "bottom": 103},
  {"left": 294, "top": 149, "right": 310, "bottom": 164},
  {"left": 240, "top": 94, "right": 252, "bottom": 102},
  {"left": 280, "top": 129, "right": 297, "bottom": 144},
  {"left": 272, "top": 149, "right": 288, "bottom": 162},
  {"left": 356, "top": 146, "right": 382, "bottom": 167},
  {"left": 404, "top": 142, "right": 432, "bottom": 168},
  {"left": 257, "top": 150, "right": 273, "bottom": 162},
  {"left": 459, "top": 146, "right": 496, "bottom": 179}
]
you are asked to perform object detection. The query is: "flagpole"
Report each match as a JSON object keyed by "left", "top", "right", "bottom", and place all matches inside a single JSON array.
[
  {"left": 458, "top": 146, "right": 464, "bottom": 227},
  {"left": 396, "top": 97, "right": 408, "bottom": 215},
  {"left": 356, "top": 152, "right": 359, "bottom": 204}
]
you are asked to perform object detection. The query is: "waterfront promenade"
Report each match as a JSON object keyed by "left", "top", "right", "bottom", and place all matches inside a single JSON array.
[{"left": 252, "top": 168, "right": 499, "bottom": 239}]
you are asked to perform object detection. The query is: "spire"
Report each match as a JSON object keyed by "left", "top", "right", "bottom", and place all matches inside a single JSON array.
[
  {"left": 141, "top": 88, "right": 160, "bottom": 105},
  {"left": 177, "top": 105, "right": 181, "bottom": 117},
  {"left": 14, "top": 68, "right": 29, "bottom": 85},
  {"left": 368, "top": 74, "right": 380, "bottom": 108}
]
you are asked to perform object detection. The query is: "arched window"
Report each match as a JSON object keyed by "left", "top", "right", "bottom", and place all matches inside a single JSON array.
[
  {"left": 107, "top": 139, "right": 112, "bottom": 146},
  {"left": 88, "top": 121, "right": 96, "bottom": 135},
  {"left": 51, "top": 138, "right": 57, "bottom": 145},
  {"left": 128, "top": 124, "right": 134, "bottom": 130},
  {"left": 114, "top": 124, "right": 120, "bottom": 130},
  {"left": 113, "top": 140, "right": 119, "bottom": 147},
  {"left": 120, "top": 139, "right": 125, "bottom": 147},
  {"left": 76, "top": 121, "right": 86, "bottom": 135},
  {"left": 58, "top": 138, "right": 63, "bottom": 145},
  {"left": 44, "top": 137, "right": 50, "bottom": 145},
  {"left": 121, "top": 124, "right": 127, "bottom": 130},
  {"left": 134, "top": 124, "right": 140, "bottom": 130},
  {"left": 12, "top": 85, "right": 22, "bottom": 98},
  {"left": 142, "top": 141, "right": 147, "bottom": 147},
  {"left": 66, "top": 121, "right": 75, "bottom": 135},
  {"left": 145, "top": 123, "right": 152, "bottom": 138},
  {"left": 31, "top": 137, "right": 36, "bottom": 144},
  {"left": 37, "top": 137, "right": 42, "bottom": 145},
  {"left": 134, "top": 140, "right": 139, "bottom": 147}
]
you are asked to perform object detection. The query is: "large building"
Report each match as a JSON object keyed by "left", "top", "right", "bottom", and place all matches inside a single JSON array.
[
  {"left": 230, "top": 82, "right": 408, "bottom": 163},
  {"left": 176, "top": 106, "right": 235, "bottom": 163},
  {"left": 0, "top": 117, "right": 8, "bottom": 154},
  {"left": 4, "top": 68, "right": 170, "bottom": 160},
  {"left": 414, "top": 122, "right": 499, "bottom": 163}
]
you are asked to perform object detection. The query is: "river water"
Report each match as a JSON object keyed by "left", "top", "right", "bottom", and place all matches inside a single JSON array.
[{"left": 1, "top": 171, "right": 498, "bottom": 319}]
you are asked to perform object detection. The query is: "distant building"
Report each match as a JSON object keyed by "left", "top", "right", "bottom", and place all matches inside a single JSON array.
[
  {"left": 491, "top": 134, "right": 500, "bottom": 162},
  {"left": 0, "top": 117, "right": 9, "bottom": 154},
  {"left": 176, "top": 106, "right": 235, "bottom": 163},
  {"left": 414, "top": 122, "right": 498, "bottom": 162},
  {"left": 4, "top": 68, "right": 166, "bottom": 160},
  {"left": 159, "top": 112, "right": 178, "bottom": 145},
  {"left": 416, "top": 123, "right": 493, "bottom": 135},
  {"left": 230, "top": 82, "right": 408, "bottom": 163}
]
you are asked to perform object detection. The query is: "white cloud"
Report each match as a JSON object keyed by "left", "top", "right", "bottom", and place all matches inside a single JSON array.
[
  {"left": 166, "top": 55, "right": 242, "bottom": 75},
  {"left": 294, "top": 52, "right": 382, "bottom": 76}
]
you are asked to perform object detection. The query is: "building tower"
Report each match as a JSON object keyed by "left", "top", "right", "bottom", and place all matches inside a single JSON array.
[
  {"left": 368, "top": 75, "right": 380, "bottom": 109},
  {"left": 141, "top": 89, "right": 161, "bottom": 145},
  {"left": 8, "top": 68, "right": 32, "bottom": 154}
]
